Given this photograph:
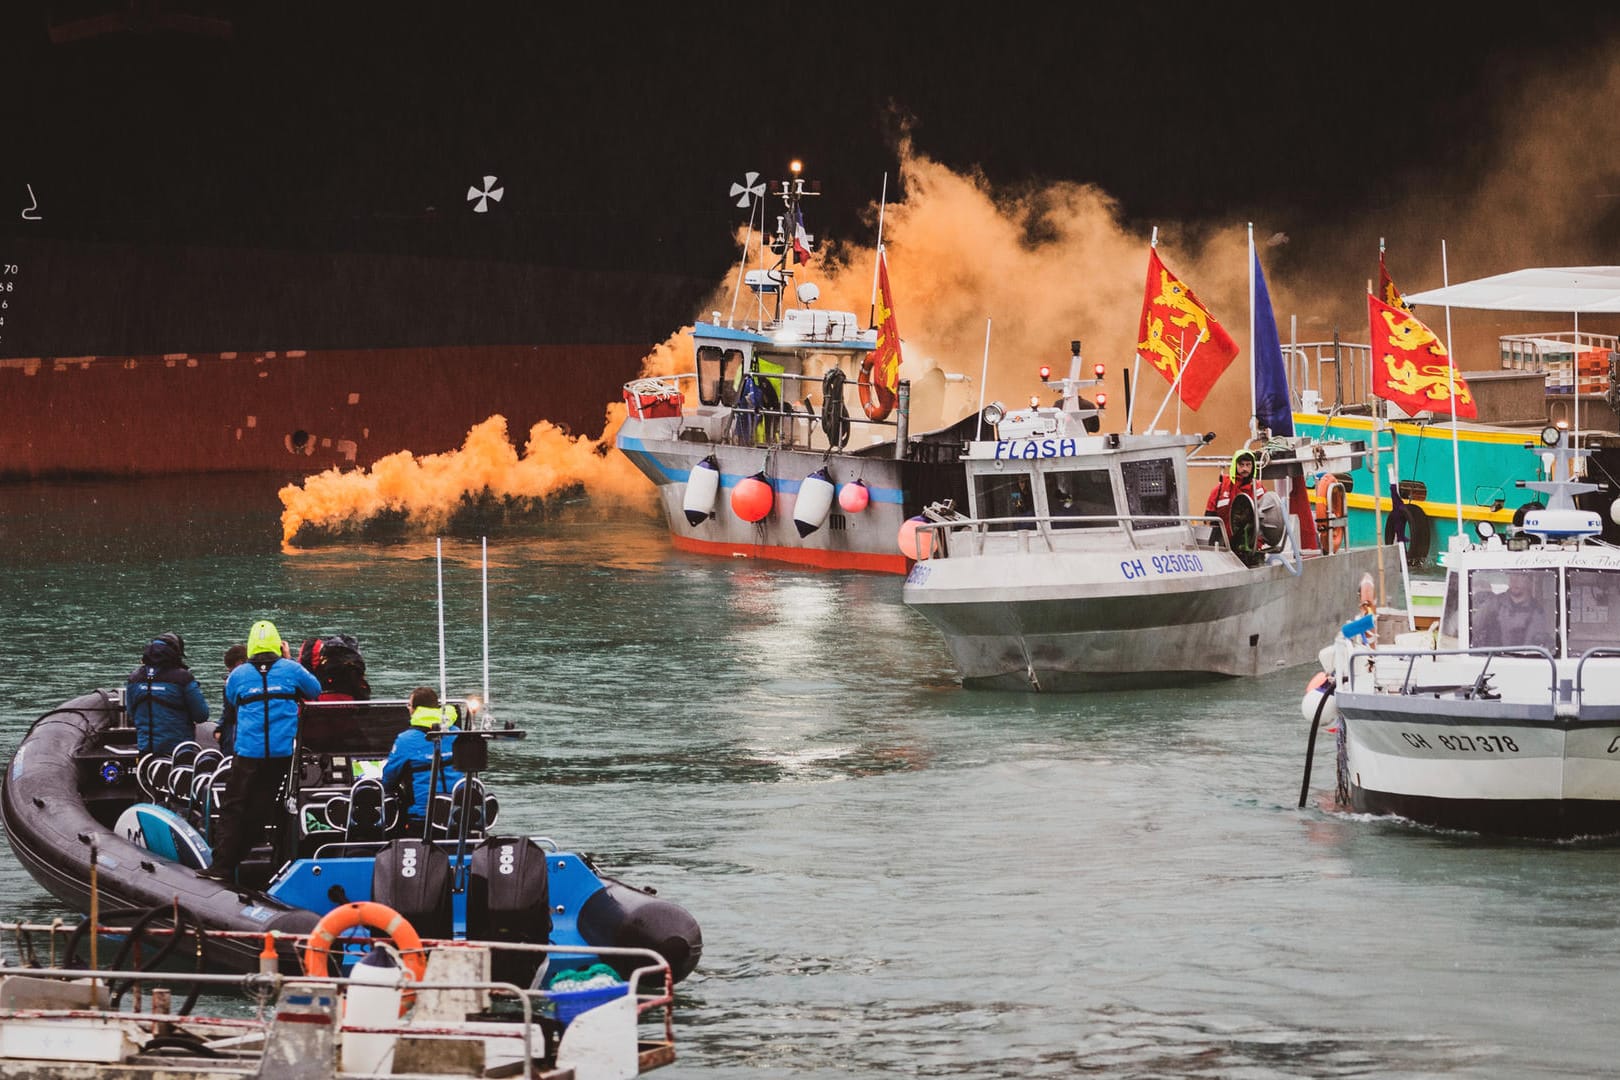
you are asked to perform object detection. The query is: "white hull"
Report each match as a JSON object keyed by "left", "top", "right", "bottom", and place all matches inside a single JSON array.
[{"left": 906, "top": 543, "right": 1398, "bottom": 690}]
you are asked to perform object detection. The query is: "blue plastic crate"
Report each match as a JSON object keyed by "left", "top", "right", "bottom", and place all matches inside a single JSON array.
[{"left": 544, "top": 981, "right": 628, "bottom": 1024}]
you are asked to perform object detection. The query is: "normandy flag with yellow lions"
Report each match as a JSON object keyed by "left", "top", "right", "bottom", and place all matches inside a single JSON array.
[
  {"left": 868, "top": 246, "right": 903, "bottom": 407},
  {"left": 1135, "top": 248, "right": 1239, "bottom": 410},
  {"left": 1367, "top": 292, "right": 1477, "bottom": 419}
]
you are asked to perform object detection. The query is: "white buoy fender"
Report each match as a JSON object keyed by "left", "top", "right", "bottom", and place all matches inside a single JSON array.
[
  {"left": 683, "top": 456, "right": 720, "bottom": 526},
  {"left": 792, "top": 468, "right": 836, "bottom": 538},
  {"left": 1300, "top": 671, "right": 1339, "bottom": 726},
  {"left": 340, "top": 949, "right": 405, "bottom": 1074}
]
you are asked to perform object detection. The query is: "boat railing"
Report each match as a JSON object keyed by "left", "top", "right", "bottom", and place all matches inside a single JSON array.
[
  {"left": 1573, "top": 648, "right": 1620, "bottom": 708},
  {"left": 1344, "top": 645, "right": 1558, "bottom": 705},
  {"left": 912, "top": 512, "right": 1227, "bottom": 559},
  {"left": 624, "top": 370, "right": 910, "bottom": 452},
  {"left": 0, "top": 923, "right": 675, "bottom": 1067},
  {"left": 1281, "top": 340, "right": 1374, "bottom": 411}
]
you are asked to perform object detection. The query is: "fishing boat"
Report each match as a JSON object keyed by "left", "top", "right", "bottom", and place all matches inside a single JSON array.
[
  {"left": 0, "top": 689, "right": 702, "bottom": 984},
  {"left": 1288, "top": 266, "right": 1620, "bottom": 566},
  {"left": 899, "top": 390, "right": 1402, "bottom": 691},
  {"left": 1301, "top": 427, "right": 1620, "bottom": 840},
  {"left": 614, "top": 164, "right": 982, "bottom": 574},
  {"left": 0, "top": 918, "right": 676, "bottom": 1078}
]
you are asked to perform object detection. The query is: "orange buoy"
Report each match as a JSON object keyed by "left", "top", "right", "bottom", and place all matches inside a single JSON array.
[
  {"left": 838, "top": 479, "right": 871, "bottom": 514},
  {"left": 897, "top": 516, "right": 935, "bottom": 561},
  {"left": 303, "top": 902, "right": 427, "bottom": 982}
]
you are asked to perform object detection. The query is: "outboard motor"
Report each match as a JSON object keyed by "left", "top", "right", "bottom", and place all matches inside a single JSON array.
[
  {"left": 467, "top": 836, "right": 551, "bottom": 985},
  {"left": 371, "top": 839, "right": 452, "bottom": 941},
  {"left": 578, "top": 879, "right": 704, "bottom": 983}
]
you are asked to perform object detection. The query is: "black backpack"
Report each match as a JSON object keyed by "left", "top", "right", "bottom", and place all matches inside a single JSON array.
[{"left": 300, "top": 634, "right": 371, "bottom": 700}]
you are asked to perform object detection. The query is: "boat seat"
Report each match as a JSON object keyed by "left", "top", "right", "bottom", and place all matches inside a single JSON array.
[
  {"left": 136, "top": 754, "right": 172, "bottom": 800},
  {"left": 170, "top": 741, "right": 201, "bottom": 768},
  {"left": 427, "top": 777, "right": 499, "bottom": 838},
  {"left": 191, "top": 748, "right": 224, "bottom": 779},
  {"left": 323, "top": 778, "right": 400, "bottom": 843}
]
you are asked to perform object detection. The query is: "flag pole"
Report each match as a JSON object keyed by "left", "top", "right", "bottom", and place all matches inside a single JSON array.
[
  {"left": 868, "top": 172, "right": 888, "bottom": 326},
  {"left": 974, "top": 318, "right": 993, "bottom": 442},
  {"left": 1440, "top": 240, "right": 1464, "bottom": 547},
  {"left": 1145, "top": 331, "right": 1205, "bottom": 434},
  {"left": 1248, "top": 223, "right": 1257, "bottom": 439}
]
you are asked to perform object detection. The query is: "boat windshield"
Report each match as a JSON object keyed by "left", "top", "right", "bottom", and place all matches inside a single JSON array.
[
  {"left": 1043, "top": 469, "right": 1113, "bottom": 529},
  {"left": 975, "top": 473, "right": 1037, "bottom": 529},
  {"left": 1469, "top": 567, "right": 1559, "bottom": 654},
  {"left": 697, "top": 346, "right": 745, "bottom": 406},
  {"left": 1438, "top": 571, "right": 1460, "bottom": 648},
  {"left": 1567, "top": 567, "right": 1620, "bottom": 656}
]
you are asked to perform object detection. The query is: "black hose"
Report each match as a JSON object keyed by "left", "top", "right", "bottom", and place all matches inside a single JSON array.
[
  {"left": 61, "top": 905, "right": 150, "bottom": 969},
  {"left": 139, "top": 1034, "right": 225, "bottom": 1058},
  {"left": 1298, "top": 678, "right": 1335, "bottom": 809}
]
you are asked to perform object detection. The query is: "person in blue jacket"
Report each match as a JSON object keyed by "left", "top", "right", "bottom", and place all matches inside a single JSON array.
[
  {"left": 382, "top": 686, "right": 463, "bottom": 828},
  {"left": 125, "top": 632, "right": 209, "bottom": 756},
  {"left": 198, "top": 619, "right": 322, "bottom": 882}
]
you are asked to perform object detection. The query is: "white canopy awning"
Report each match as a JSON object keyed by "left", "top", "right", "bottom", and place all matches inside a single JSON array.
[{"left": 1405, "top": 267, "right": 1620, "bottom": 313}]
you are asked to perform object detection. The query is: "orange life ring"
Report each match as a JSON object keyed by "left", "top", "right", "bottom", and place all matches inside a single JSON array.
[
  {"left": 858, "top": 351, "right": 899, "bottom": 421},
  {"left": 303, "top": 901, "right": 427, "bottom": 982},
  {"left": 1314, "top": 474, "right": 1347, "bottom": 554}
]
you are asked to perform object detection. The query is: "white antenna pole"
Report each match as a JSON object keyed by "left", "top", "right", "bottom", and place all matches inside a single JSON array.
[
  {"left": 1126, "top": 355, "right": 1141, "bottom": 433},
  {"left": 1247, "top": 223, "right": 1257, "bottom": 438},
  {"left": 481, "top": 535, "right": 490, "bottom": 725},
  {"left": 1574, "top": 308, "right": 1582, "bottom": 454},
  {"left": 868, "top": 172, "right": 889, "bottom": 318},
  {"left": 436, "top": 537, "right": 447, "bottom": 705},
  {"left": 1440, "top": 240, "right": 1464, "bottom": 545},
  {"left": 727, "top": 197, "right": 759, "bottom": 328},
  {"left": 974, "top": 318, "right": 993, "bottom": 442}
]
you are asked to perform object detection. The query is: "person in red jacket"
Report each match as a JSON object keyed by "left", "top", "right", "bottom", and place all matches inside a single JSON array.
[{"left": 1205, "top": 449, "right": 1265, "bottom": 549}]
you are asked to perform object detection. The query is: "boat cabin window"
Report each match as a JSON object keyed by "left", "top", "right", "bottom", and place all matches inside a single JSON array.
[
  {"left": 697, "top": 346, "right": 745, "bottom": 406},
  {"left": 1120, "top": 457, "right": 1179, "bottom": 529},
  {"left": 975, "top": 473, "right": 1036, "bottom": 529},
  {"left": 1043, "top": 469, "right": 1114, "bottom": 529},
  {"left": 1468, "top": 567, "right": 1559, "bottom": 654},
  {"left": 1437, "top": 571, "right": 1460, "bottom": 648},
  {"left": 1567, "top": 568, "right": 1620, "bottom": 656}
]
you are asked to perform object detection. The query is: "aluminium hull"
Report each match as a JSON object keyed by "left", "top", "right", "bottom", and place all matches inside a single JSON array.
[
  {"left": 1338, "top": 691, "right": 1620, "bottom": 839},
  {"left": 2, "top": 344, "right": 649, "bottom": 478},
  {"left": 616, "top": 418, "right": 967, "bottom": 574},
  {"left": 904, "top": 544, "right": 1397, "bottom": 691}
]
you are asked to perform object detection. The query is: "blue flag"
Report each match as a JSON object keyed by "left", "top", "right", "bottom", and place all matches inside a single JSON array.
[{"left": 1252, "top": 251, "right": 1293, "bottom": 436}]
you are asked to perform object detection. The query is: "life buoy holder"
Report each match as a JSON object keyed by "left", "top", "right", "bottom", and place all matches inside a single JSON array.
[
  {"left": 858, "top": 352, "right": 899, "bottom": 422},
  {"left": 1314, "top": 474, "right": 1347, "bottom": 554},
  {"left": 303, "top": 901, "right": 427, "bottom": 982}
]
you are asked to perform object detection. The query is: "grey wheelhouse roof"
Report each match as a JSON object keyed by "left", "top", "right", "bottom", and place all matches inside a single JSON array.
[{"left": 1405, "top": 267, "right": 1620, "bottom": 313}]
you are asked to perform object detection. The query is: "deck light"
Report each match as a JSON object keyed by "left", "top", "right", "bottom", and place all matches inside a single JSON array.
[
  {"left": 1093, "top": 363, "right": 1105, "bottom": 379},
  {"left": 1541, "top": 425, "right": 1561, "bottom": 447},
  {"left": 1096, "top": 392, "right": 1108, "bottom": 408},
  {"left": 1039, "top": 365, "right": 1051, "bottom": 380},
  {"left": 983, "top": 401, "right": 1005, "bottom": 426}
]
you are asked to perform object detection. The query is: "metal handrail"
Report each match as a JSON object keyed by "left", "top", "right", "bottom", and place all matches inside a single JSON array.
[
  {"left": 1573, "top": 647, "right": 1620, "bottom": 703},
  {"left": 1343, "top": 645, "right": 1558, "bottom": 704},
  {"left": 912, "top": 512, "right": 1229, "bottom": 558}
]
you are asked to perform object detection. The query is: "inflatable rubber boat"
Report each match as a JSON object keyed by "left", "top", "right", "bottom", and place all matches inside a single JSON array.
[{"left": 1, "top": 690, "right": 702, "bottom": 982}]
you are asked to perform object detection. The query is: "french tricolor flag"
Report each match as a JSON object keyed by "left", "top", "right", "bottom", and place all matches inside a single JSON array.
[{"left": 792, "top": 206, "right": 813, "bottom": 264}]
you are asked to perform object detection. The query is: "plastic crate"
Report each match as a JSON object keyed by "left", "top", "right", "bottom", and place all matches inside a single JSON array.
[{"left": 544, "top": 981, "right": 628, "bottom": 1024}]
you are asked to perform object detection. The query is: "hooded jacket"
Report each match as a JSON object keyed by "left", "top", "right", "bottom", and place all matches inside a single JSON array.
[
  {"left": 382, "top": 704, "right": 464, "bottom": 821},
  {"left": 125, "top": 637, "right": 210, "bottom": 756},
  {"left": 222, "top": 652, "right": 323, "bottom": 759}
]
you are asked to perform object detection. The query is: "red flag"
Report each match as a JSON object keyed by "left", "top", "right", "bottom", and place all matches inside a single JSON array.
[
  {"left": 1367, "top": 293, "right": 1476, "bottom": 419},
  {"left": 869, "top": 248, "right": 902, "bottom": 400},
  {"left": 1135, "top": 248, "right": 1239, "bottom": 410},
  {"left": 1378, "top": 251, "right": 1411, "bottom": 312}
]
